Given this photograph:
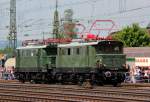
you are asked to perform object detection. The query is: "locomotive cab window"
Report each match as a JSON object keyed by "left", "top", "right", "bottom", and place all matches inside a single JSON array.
[{"left": 94, "top": 41, "right": 123, "bottom": 54}]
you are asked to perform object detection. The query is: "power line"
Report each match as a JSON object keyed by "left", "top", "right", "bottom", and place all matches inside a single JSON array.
[
  {"left": 17, "top": 0, "right": 102, "bottom": 13},
  {"left": 1, "top": 0, "right": 150, "bottom": 39},
  {"left": 98, "top": 4, "right": 150, "bottom": 17},
  {"left": 17, "top": 0, "right": 150, "bottom": 22},
  {"left": 119, "top": 0, "right": 126, "bottom": 13}
]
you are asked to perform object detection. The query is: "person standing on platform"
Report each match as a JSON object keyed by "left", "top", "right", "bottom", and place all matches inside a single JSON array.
[{"left": 130, "top": 66, "right": 136, "bottom": 83}]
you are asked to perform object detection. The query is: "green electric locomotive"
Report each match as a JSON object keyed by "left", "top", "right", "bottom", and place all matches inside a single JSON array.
[{"left": 15, "top": 39, "right": 127, "bottom": 86}]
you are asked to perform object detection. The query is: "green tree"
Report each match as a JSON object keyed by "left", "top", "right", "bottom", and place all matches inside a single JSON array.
[
  {"left": 112, "top": 23, "right": 150, "bottom": 47},
  {"left": 0, "top": 47, "right": 13, "bottom": 57}
]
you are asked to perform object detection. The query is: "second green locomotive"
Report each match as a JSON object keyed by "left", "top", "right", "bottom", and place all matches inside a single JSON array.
[{"left": 15, "top": 39, "right": 128, "bottom": 86}]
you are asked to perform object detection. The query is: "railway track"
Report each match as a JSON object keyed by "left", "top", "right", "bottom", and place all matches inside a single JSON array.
[
  {"left": 0, "top": 82, "right": 150, "bottom": 101},
  {"left": 1, "top": 79, "right": 150, "bottom": 87},
  {"left": 0, "top": 87, "right": 147, "bottom": 102},
  {"left": 0, "top": 79, "right": 19, "bottom": 83}
]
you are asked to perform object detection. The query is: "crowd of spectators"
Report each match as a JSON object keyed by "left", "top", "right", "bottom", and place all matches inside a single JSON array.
[
  {"left": 125, "top": 65, "right": 150, "bottom": 83},
  {"left": 0, "top": 55, "right": 15, "bottom": 80}
]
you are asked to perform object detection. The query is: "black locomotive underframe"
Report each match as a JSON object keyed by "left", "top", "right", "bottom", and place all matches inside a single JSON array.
[{"left": 15, "top": 67, "right": 126, "bottom": 85}]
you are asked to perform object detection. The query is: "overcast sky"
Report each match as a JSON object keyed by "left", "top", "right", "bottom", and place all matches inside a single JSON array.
[{"left": 1, "top": 0, "right": 150, "bottom": 41}]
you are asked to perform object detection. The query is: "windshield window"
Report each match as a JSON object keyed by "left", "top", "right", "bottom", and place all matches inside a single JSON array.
[
  {"left": 44, "top": 47, "right": 57, "bottom": 55},
  {"left": 94, "top": 41, "right": 123, "bottom": 54}
]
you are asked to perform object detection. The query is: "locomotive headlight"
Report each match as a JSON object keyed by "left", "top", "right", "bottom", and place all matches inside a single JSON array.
[
  {"left": 105, "top": 71, "right": 111, "bottom": 77},
  {"left": 99, "top": 59, "right": 102, "bottom": 63},
  {"left": 103, "top": 64, "right": 106, "bottom": 67}
]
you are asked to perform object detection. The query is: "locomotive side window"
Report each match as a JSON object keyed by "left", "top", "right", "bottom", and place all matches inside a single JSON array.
[
  {"left": 17, "top": 50, "right": 20, "bottom": 57},
  {"left": 59, "top": 48, "right": 68, "bottom": 55},
  {"left": 58, "top": 47, "right": 84, "bottom": 55},
  {"left": 30, "top": 49, "right": 38, "bottom": 56},
  {"left": 68, "top": 48, "right": 71, "bottom": 55},
  {"left": 59, "top": 47, "right": 80, "bottom": 55},
  {"left": 59, "top": 48, "right": 65, "bottom": 55},
  {"left": 20, "top": 49, "right": 38, "bottom": 56},
  {"left": 82, "top": 47, "right": 87, "bottom": 55},
  {"left": 72, "top": 48, "right": 80, "bottom": 55},
  {"left": 59, "top": 47, "right": 81, "bottom": 55},
  {"left": 20, "top": 50, "right": 27, "bottom": 56},
  {"left": 76, "top": 48, "right": 80, "bottom": 55}
]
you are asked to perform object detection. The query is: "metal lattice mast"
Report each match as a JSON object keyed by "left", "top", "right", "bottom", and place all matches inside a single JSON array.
[
  {"left": 119, "top": 0, "right": 126, "bottom": 13},
  {"left": 9, "top": 0, "right": 17, "bottom": 50},
  {"left": 52, "top": 0, "right": 60, "bottom": 38}
]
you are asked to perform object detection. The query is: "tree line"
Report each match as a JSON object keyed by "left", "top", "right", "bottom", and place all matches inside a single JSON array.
[{"left": 112, "top": 23, "right": 150, "bottom": 47}]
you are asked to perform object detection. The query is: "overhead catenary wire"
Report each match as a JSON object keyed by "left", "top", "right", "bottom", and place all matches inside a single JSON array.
[{"left": 1, "top": 0, "right": 150, "bottom": 41}]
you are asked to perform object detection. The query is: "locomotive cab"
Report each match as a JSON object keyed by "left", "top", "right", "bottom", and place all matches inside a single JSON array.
[
  {"left": 15, "top": 44, "right": 57, "bottom": 83},
  {"left": 93, "top": 40, "right": 127, "bottom": 85},
  {"left": 94, "top": 41, "right": 125, "bottom": 69}
]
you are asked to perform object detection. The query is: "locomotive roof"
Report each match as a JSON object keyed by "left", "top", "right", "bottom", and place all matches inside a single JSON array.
[
  {"left": 16, "top": 45, "right": 47, "bottom": 49},
  {"left": 58, "top": 41, "right": 99, "bottom": 48},
  {"left": 58, "top": 40, "right": 122, "bottom": 48}
]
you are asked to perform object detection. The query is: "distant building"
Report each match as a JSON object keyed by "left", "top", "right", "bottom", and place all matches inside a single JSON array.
[
  {"left": 124, "top": 47, "right": 150, "bottom": 69},
  {"left": 60, "top": 9, "right": 77, "bottom": 38}
]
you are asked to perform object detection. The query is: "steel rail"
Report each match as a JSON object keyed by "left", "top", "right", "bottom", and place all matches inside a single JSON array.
[{"left": 0, "top": 88, "right": 146, "bottom": 102}]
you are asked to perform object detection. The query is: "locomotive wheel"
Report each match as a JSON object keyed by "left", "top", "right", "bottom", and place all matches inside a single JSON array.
[
  {"left": 98, "top": 81, "right": 104, "bottom": 86},
  {"left": 82, "top": 79, "right": 93, "bottom": 89},
  {"left": 78, "top": 76, "right": 84, "bottom": 86},
  {"left": 91, "top": 74, "right": 96, "bottom": 85},
  {"left": 14, "top": 73, "right": 20, "bottom": 80},
  {"left": 19, "top": 74, "right": 25, "bottom": 83},
  {"left": 69, "top": 74, "right": 76, "bottom": 84},
  {"left": 113, "top": 83, "right": 118, "bottom": 87},
  {"left": 30, "top": 80, "right": 36, "bottom": 84},
  {"left": 113, "top": 80, "right": 118, "bottom": 87},
  {"left": 78, "top": 81, "right": 83, "bottom": 86},
  {"left": 117, "top": 82, "right": 121, "bottom": 87},
  {"left": 19, "top": 80, "right": 25, "bottom": 83}
]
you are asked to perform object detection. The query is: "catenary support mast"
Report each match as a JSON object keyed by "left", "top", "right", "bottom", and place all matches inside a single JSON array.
[
  {"left": 9, "top": 0, "right": 17, "bottom": 52},
  {"left": 52, "top": 0, "right": 60, "bottom": 38}
]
